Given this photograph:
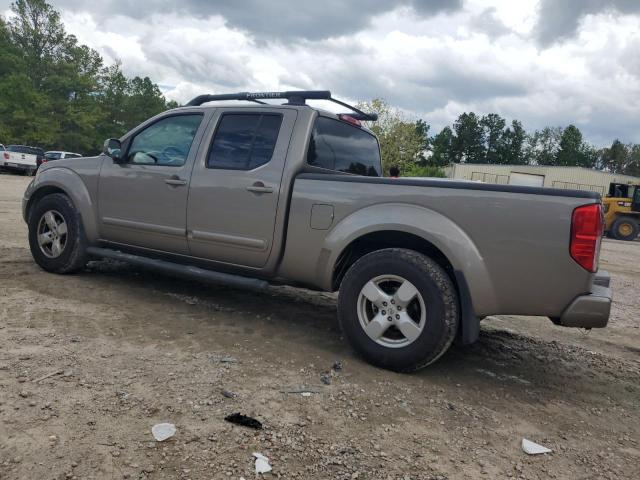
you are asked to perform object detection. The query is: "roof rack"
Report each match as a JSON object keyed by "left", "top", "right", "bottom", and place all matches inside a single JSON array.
[{"left": 185, "top": 90, "right": 378, "bottom": 121}]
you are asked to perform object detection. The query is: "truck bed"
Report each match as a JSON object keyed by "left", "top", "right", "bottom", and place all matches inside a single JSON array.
[{"left": 279, "top": 174, "right": 600, "bottom": 318}]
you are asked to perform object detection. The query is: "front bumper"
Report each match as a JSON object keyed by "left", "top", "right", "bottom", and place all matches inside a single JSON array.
[{"left": 556, "top": 271, "right": 612, "bottom": 328}]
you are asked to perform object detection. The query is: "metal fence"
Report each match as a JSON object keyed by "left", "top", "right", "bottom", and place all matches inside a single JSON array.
[
  {"left": 551, "top": 181, "right": 605, "bottom": 194},
  {"left": 470, "top": 172, "right": 510, "bottom": 184}
]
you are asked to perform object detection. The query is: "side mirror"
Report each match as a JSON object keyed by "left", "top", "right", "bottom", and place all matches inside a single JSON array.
[{"left": 103, "top": 138, "right": 124, "bottom": 162}]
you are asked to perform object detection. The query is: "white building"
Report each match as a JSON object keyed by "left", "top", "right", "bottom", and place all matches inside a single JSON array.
[{"left": 445, "top": 164, "right": 640, "bottom": 195}]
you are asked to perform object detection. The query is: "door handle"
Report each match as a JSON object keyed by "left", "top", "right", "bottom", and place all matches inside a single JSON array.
[
  {"left": 246, "top": 181, "right": 274, "bottom": 194},
  {"left": 165, "top": 176, "right": 187, "bottom": 186}
]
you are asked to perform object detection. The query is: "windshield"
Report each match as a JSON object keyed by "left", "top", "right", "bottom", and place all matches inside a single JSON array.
[{"left": 45, "top": 152, "right": 62, "bottom": 160}]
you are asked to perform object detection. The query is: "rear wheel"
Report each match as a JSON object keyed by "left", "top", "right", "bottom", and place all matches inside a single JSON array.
[
  {"left": 611, "top": 217, "right": 639, "bottom": 241},
  {"left": 28, "top": 193, "right": 88, "bottom": 273},
  {"left": 338, "top": 248, "right": 459, "bottom": 372}
]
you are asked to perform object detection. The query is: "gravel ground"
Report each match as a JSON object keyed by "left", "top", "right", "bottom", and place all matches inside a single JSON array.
[{"left": 0, "top": 173, "right": 638, "bottom": 480}]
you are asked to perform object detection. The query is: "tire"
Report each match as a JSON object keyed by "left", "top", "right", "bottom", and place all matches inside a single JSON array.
[
  {"left": 611, "top": 217, "right": 639, "bottom": 241},
  {"left": 28, "top": 193, "right": 88, "bottom": 273},
  {"left": 338, "top": 248, "right": 459, "bottom": 372}
]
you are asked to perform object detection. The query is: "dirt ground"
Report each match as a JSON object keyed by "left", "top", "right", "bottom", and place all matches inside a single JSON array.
[{"left": 0, "top": 173, "right": 638, "bottom": 480}]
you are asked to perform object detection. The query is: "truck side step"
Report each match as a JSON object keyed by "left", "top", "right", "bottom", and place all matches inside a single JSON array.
[{"left": 86, "top": 247, "right": 270, "bottom": 292}]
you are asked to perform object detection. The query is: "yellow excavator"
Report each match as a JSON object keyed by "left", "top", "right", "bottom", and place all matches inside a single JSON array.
[{"left": 604, "top": 183, "right": 640, "bottom": 241}]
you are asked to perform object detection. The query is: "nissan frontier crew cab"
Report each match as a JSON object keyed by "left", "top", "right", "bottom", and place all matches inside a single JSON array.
[{"left": 22, "top": 90, "right": 612, "bottom": 372}]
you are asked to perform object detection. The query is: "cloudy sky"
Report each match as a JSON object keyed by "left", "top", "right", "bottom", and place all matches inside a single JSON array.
[{"left": 3, "top": 0, "right": 640, "bottom": 145}]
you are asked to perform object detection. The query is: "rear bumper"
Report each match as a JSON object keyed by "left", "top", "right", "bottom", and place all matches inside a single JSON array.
[
  {"left": 1, "top": 162, "right": 33, "bottom": 172},
  {"left": 556, "top": 271, "right": 612, "bottom": 328}
]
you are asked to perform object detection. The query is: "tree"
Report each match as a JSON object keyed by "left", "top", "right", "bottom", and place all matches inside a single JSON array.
[
  {"left": 414, "top": 119, "right": 430, "bottom": 165},
  {"left": 481, "top": 113, "right": 506, "bottom": 164},
  {"left": 8, "top": 0, "right": 66, "bottom": 87},
  {"left": 0, "top": 17, "right": 26, "bottom": 141},
  {"left": 0, "top": 0, "right": 175, "bottom": 154},
  {"left": 452, "top": 112, "right": 485, "bottom": 163},
  {"left": 124, "top": 76, "right": 167, "bottom": 128},
  {"left": 357, "top": 98, "right": 425, "bottom": 174},
  {"left": 499, "top": 120, "right": 526, "bottom": 164},
  {"left": 627, "top": 144, "right": 640, "bottom": 177},
  {"left": 428, "top": 126, "right": 455, "bottom": 167},
  {"left": 556, "top": 124, "right": 585, "bottom": 166},
  {"left": 531, "top": 127, "right": 562, "bottom": 166},
  {"left": 579, "top": 144, "right": 600, "bottom": 169},
  {"left": 600, "top": 140, "right": 630, "bottom": 174}
]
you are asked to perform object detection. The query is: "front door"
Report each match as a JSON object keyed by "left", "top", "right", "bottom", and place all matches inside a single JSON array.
[
  {"left": 187, "top": 108, "right": 296, "bottom": 268},
  {"left": 98, "top": 113, "right": 205, "bottom": 255}
]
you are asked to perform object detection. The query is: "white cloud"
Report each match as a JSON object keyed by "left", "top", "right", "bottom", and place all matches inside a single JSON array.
[{"left": 2, "top": 0, "right": 639, "bottom": 145}]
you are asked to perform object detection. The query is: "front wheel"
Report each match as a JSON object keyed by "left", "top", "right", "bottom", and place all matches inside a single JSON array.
[
  {"left": 338, "top": 248, "right": 459, "bottom": 372},
  {"left": 28, "top": 193, "right": 88, "bottom": 273}
]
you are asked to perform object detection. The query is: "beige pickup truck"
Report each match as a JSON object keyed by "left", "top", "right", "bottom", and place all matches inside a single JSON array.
[{"left": 22, "top": 91, "right": 612, "bottom": 371}]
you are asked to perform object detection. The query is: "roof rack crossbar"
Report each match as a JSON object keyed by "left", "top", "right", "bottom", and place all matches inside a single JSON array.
[
  {"left": 328, "top": 97, "right": 378, "bottom": 122},
  {"left": 185, "top": 90, "right": 378, "bottom": 121}
]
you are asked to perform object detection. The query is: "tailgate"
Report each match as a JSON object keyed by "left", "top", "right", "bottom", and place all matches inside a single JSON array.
[{"left": 3, "top": 153, "right": 36, "bottom": 167}]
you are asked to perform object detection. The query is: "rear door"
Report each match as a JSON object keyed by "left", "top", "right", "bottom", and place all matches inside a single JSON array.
[
  {"left": 98, "top": 112, "right": 205, "bottom": 255},
  {"left": 187, "top": 108, "right": 296, "bottom": 268},
  {"left": 509, "top": 172, "right": 545, "bottom": 187}
]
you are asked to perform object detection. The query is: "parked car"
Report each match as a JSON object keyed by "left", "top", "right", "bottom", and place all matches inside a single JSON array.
[
  {"left": 22, "top": 90, "right": 612, "bottom": 372},
  {"left": 43, "top": 151, "right": 83, "bottom": 163},
  {"left": 2, "top": 145, "right": 44, "bottom": 175}
]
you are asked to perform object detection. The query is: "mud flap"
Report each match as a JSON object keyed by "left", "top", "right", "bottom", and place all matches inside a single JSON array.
[{"left": 453, "top": 271, "right": 480, "bottom": 346}]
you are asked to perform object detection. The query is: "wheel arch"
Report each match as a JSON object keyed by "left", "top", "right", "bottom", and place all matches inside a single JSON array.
[
  {"left": 332, "top": 230, "right": 453, "bottom": 290},
  {"left": 25, "top": 185, "right": 67, "bottom": 223},
  {"left": 322, "top": 204, "right": 498, "bottom": 345},
  {"left": 24, "top": 168, "right": 98, "bottom": 242}
]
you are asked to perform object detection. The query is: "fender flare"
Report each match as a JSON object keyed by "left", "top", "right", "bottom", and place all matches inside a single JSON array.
[
  {"left": 318, "top": 203, "right": 498, "bottom": 316},
  {"left": 24, "top": 167, "right": 99, "bottom": 243}
]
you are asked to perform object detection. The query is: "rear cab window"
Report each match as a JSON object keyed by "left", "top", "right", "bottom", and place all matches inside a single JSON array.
[
  {"left": 45, "top": 152, "right": 62, "bottom": 161},
  {"left": 9, "top": 146, "right": 44, "bottom": 158},
  {"left": 207, "top": 113, "right": 283, "bottom": 170},
  {"left": 7, "top": 145, "right": 27, "bottom": 153},
  {"left": 307, "top": 116, "right": 381, "bottom": 176}
]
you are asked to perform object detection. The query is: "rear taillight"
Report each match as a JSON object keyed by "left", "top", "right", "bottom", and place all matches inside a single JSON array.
[
  {"left": 570, "top": 203, "right": 603, "bottom": 272},
  {"left": 2, "top": 152, "right": 8, "bottom": 160}
]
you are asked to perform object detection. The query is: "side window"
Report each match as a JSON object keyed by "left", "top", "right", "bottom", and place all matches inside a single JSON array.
[
  {"left": 128, "top": 114, "right": 203, "bottom": 167},
  {"left": 307, "top": 116, "right": 382, "bottom": 177},
  {"left": 207, "top": 113, "right": 282, "bottom": 170}
]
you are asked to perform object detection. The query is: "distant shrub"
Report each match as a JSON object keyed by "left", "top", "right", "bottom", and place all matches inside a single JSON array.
[{"left": 402, "top": 164, "right": 446, "bottom": 178}]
